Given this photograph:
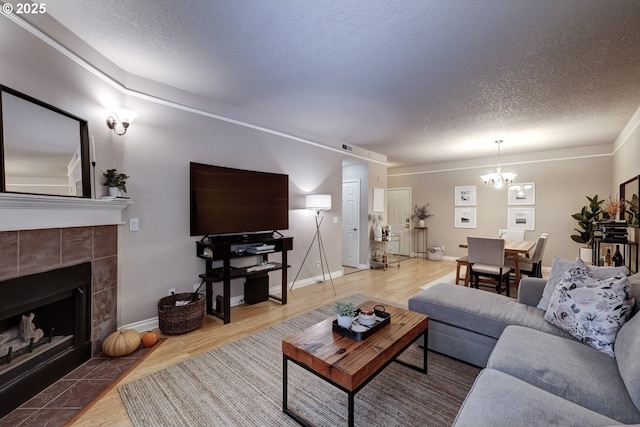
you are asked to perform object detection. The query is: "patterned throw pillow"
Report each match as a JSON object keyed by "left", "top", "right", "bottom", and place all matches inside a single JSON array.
[
  {"left": 544, "top": 261, "right": 635, "bottom": 357},
  {"left": 537, "top": 257, "right": 627, "bottom": 310}
]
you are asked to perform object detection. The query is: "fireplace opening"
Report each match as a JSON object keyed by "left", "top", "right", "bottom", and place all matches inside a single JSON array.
[{"left": 0, "top": 263, "right": 91, "bottom": 418}]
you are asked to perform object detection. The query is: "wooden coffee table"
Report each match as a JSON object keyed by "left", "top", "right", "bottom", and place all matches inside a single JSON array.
[{"left": 281, "top": 301, "right": 429, "bottom": 426}]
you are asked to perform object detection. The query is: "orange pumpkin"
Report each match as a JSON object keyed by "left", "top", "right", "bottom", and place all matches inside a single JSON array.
[
  {"left": 102, "top": 329, "right": 141, "bottom": 357},
  {"left": 141, "top": 330, "right": 159, "bottom": 347}
]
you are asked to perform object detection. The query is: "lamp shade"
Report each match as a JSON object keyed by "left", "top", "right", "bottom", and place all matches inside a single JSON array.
[
  {"left": 305, "top": 194, "right": 331, "bottom": 211},
  {"left": 114, "top": 108, "right": 138, "bottom": 125}
]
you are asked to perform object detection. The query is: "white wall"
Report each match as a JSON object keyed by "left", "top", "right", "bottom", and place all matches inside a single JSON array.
[
  {"left": 389, "top": 153, "right": 614, "bottom": 267},
  {"left": 5, "top": 13, "right": 639, "bottom": 326},
  {"left": 1, "top": 15, "right": 377, "bottom": 326},
  {"left": 613, "top": 107, "right": 640, "bottom": 192}
]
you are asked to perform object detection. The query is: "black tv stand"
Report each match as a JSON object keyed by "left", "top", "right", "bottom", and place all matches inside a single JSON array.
[
  {"left": 196, "top": 234, "right": 293, "bottom": 324},
  {"left": 204, "top": 231, "right": 280, "bottom": 244}
]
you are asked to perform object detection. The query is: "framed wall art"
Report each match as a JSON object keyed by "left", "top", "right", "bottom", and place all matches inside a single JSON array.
[
  {"left": 454, "top": 207, "right": 477, "bottom": 228},
  {"left": 508, "top": 183, "right": 535, "bottom": 205},
  {"left": 372, "top": 187, "right": 384, "bottom": 212},
  {"left": 507, "top": 207, "right": 535, "bottom": 230},
  {"left": 454, "top": 185, "right": 476, "bottom": 206}
]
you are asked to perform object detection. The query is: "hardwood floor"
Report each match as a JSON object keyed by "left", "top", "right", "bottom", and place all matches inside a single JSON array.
[{"left": 69, "top": 258, "right": 456, "bottom": 427}]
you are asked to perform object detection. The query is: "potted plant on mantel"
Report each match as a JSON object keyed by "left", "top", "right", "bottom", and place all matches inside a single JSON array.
[
  {"left": 411, "top": 204, "right": 433, "bottom": 227},
  {"left": 103, "top": 169, "right": 129, "bottom": 197},
  {"left": 571, "top": 195, "right": 604, "bottom": 263}
]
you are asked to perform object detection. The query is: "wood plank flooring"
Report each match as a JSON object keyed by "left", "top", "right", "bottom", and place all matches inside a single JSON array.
[{"left": 69, "top": 258, "right": 456, "bottom": 427}]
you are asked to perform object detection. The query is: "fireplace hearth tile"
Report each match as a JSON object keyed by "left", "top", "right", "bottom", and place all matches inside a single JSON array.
[
  {"left": 92, "top": 286, "right": 117, "bottom": 328},
  {"left": 62, "top": 227, "right": 92, "bottom": 266},
  {"left": 93, "top": 225, "right": 117, "bottom": 259},
  {"left": 0, "top": 408, "right": 32, "bottom": 427},
  {"left": 18, "top": 229, "right": 62, "bottom": 276},
  {"left": 0, "top": 232, "right": 18, "bottom": 281},
  {"left": 92, "top": 256, "right": 117, "bottom": 293},
  {"left": 85, "top": 357, "right": 139, "bottom": 381},
  {"left": 20, "top": 380, "right": 76, "bottom": 409},
  {"left": 62, "top": 358, "right": 104, "bottom": 380},
  {"left": 45, "top": 379, "right": 110, "bottom": 409},
  {"left": 0, "top": 342, "right": 150, "bottom": 426},
  {"left": 12, "top": 407, "right": 78, "bottom": 427},
  {"left": 92, "top": 317, "right": 117, "bottom": 355}
]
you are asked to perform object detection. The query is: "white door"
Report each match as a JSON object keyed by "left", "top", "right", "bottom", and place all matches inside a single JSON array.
[
  {"left": 342, "top": 180, "right": 360, "bottom": 267},
  {"left": 387, "top": 188, "right": 411, "bottom": 256}
]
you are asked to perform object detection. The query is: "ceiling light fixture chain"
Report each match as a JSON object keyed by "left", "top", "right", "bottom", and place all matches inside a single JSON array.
[{"left": 481, "top": 139, "right": 516, "bottom": 189}]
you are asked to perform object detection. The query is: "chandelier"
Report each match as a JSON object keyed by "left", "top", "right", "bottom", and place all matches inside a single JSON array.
[{"left": 481, "top": 140, "right": 516, "bottom": 189}]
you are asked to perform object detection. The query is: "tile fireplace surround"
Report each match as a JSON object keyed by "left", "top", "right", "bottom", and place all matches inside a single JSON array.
[{"left": 0, "top": 225, "right": 118, "bottom": 356}]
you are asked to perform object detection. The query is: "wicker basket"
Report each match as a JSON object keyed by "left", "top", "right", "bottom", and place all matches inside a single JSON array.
[{"left": 158, "top": 292, "right": 205, "bottom": 335}]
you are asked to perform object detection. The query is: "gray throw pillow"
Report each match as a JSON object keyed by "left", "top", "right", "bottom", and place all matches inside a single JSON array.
[{"left": 537, "top": 257, "right": 627, "bottom": 310}]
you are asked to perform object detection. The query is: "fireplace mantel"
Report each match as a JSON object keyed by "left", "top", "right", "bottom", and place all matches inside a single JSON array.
[{"left": 0, "top": 193, "right": 131, "bottom": 231}]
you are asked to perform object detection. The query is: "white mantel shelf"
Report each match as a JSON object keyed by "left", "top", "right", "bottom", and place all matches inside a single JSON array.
[{"left": 0, "top": 193, "right": 132, "bottom": 231}]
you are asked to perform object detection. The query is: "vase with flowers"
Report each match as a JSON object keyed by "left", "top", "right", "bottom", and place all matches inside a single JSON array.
[{"left": 411, "top": 204, "right": 433, "bottom": 227}]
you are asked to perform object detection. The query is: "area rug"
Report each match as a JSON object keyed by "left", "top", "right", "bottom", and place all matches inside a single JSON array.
[
  {"left": 420, "top": 271, "right": 458, "bottom": 289},
  {"left": 119, "top": 294, "right": 480, "bottom": 427}
]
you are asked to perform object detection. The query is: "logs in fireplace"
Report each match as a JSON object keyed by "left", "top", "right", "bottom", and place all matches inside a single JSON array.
[{"left": 0, "top": 263, "right": 92, "bottom": 418}]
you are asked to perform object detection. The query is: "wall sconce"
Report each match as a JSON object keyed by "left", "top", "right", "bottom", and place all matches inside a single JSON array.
[{"left": 106, "top": 108, "right": 138, "bottom": 136}]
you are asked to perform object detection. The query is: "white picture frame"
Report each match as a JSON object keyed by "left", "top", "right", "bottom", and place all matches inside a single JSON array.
[
  {"left": 508, "top": 207, "right": 535, "bottom": 230},
  {"left": 372, "top": 187, "right": 384, "bottom": 212},
  {"left": 454, "top": 207, "right": 477, "bottom": 228},
  {"left": 454, "top": 185, "right": 477, "bottom": 206},
  {"left": 508, "top": 183, "right": 535, "bottom": 205}
]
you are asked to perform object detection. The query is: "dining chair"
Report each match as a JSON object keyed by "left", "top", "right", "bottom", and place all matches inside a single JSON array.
[
  {"left": 455, "top": 255, "right": 470, "bottom": 286},
  {"left": 467, "top": 237, "right": 511, "bottom": 296},
  {"left": 498, "top": 229, "right": 525, "bottom": 240},
  {"left": 505, "top": 233, "right": 548, "bottom": 278}
]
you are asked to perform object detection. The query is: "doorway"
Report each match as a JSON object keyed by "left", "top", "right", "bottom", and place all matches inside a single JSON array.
[
  {"left": 342, "top": 179, "right": 360, "bottom": 269},
  {"left": 387, "top": 188, "right": 412, "bottom": 256}
]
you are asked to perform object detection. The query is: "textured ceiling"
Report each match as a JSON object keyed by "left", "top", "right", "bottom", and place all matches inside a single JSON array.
[{"left": 43, "top": 0, "right": 640, "bottom": 168}]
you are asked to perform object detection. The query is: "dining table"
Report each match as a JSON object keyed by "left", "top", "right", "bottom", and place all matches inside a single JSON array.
[{"left": 459, "top": 239, "right": 537, "bottom": 286}]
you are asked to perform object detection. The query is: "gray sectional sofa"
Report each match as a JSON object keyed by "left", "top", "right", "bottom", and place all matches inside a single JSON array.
[{"left": 408, "top": 273, "right": 640, "bottom": 426}]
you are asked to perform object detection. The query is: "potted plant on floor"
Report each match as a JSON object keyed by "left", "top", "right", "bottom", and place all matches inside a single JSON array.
[
  {"left": 103, "top": 169, "right": 129, "bottom": 197},
  {"left": 335, "top": 301, "right": 356, "bottom": 328},
  {"left": 411, "top": 204, "right": 433, "bottom": 227},
  {"left": 571, "top": 195, "right": 604, "bottom": 263}
]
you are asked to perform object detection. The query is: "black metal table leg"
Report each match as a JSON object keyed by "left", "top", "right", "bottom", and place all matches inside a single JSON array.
[
  {"left": 283, "top": 354, "right": 288, "bottom": 414},
  {"left": 348, "top": 391, "right": 355, "bottom": 427},
  {"left": 393, "top": 327, "right": 429, "bottom": 374}
]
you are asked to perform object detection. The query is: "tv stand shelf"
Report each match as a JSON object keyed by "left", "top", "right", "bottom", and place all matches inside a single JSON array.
[
  {"left": 199, "top": 262, "right": 285, "bottom": 282},
  {"left": 196, "top": 235, "right": 293, "bottom": 324}
]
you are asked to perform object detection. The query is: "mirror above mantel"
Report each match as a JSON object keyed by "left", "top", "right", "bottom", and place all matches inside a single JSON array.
[
  {"left": 620, "top": 175, "right": 640, "bottom": 227},
  {"left": 0, "top": 85, "right": 91, "bottom": 198}
]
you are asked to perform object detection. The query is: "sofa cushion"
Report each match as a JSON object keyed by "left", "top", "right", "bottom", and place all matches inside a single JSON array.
[
  {"left": 544, "top": 269, "right": 633, "bottom": 357},
  {"left": 537, "top": 257, "right": 627, "bottom": 310},
  {"left": 409, "top": 284, "right": 574, "bottom": 340},
  {"left": 615, "top": 313, "right": 640, "bottom": 413},
  {"left": 488, "top": 326, "right": 640, "bottom": 424},
  {"left": 628, "top": 272, "right": 640, "bottom": 315},
  {"left": 453, "top": 368, "right": 620, "bottom": 427}
]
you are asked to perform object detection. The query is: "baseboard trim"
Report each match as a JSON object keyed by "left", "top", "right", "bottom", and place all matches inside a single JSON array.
[{"left": 122, "top": 273, "right": 343, "bottom": 331}]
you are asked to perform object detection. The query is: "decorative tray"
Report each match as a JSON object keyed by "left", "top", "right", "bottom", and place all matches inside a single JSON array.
[{"left": 332, "top": 305, "right": 390, "bottom": 341}]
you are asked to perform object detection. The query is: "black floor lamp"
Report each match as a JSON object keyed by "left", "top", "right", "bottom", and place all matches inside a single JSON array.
[{"left": 290, "top": 194, "right": 336, "bottom": 295}]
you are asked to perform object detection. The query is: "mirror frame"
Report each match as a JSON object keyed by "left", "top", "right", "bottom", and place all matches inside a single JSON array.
[
  {"left": 620, "top": 175, "right": 640, "bottom": 225},
  {"left": 0, "top": 85, "right": 91, "bottom": 198}
]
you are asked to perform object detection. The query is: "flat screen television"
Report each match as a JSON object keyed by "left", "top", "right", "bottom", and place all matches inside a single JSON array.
[{"left": 190, "top": 162, "right": 289, "bottom": 236}]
